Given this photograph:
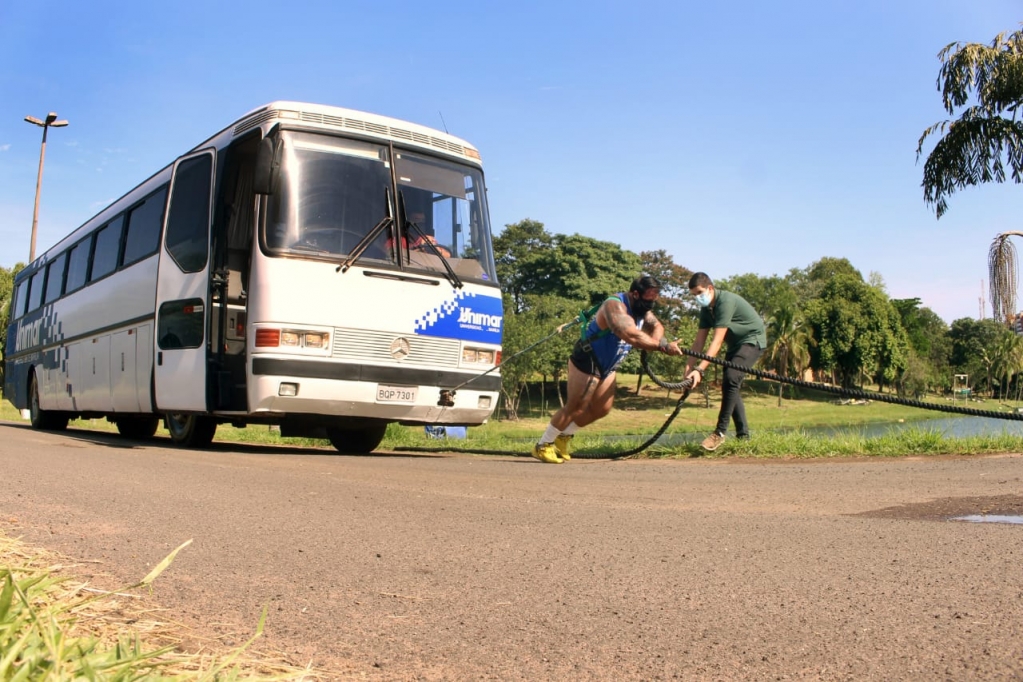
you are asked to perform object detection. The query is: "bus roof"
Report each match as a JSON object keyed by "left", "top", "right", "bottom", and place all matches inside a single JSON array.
[{"left": 193, "top": 101, "right": 483, "bottom": 164}]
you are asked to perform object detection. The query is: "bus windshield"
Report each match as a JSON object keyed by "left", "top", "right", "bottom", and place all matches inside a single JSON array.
[{"left": 264, "top": 130, "right": 497, "bottom": 284}]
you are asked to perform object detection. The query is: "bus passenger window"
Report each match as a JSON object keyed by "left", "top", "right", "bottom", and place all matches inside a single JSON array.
[
  {"left": 65, "top": 238, "right": 91, "bottom": 294},
  {"left": 26, "top": 269, "right": 45, "bottom": 312},
  {"left": 123, "top": 186, "right": 168, "bottom": 266},
  {"left": 44, "top": 253, "right": 67, "bottom": 304},
  {"left": 12, "top": 281, "right": 27, "bottom": 319},
  {"left": 91, "top": 216, "right": 124, "bottom": 281}
]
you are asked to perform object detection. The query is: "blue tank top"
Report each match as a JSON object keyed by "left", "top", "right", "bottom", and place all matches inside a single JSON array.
[{"left": 582, "top": 293, "right": 645, "bottom": 376}]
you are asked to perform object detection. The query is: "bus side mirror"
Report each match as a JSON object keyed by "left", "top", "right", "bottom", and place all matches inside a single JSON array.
[{"left": 253, "top": 137, "right": 283, "bottom": 195}]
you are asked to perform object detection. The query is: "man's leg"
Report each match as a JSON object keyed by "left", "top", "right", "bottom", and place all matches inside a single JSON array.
[
  {"left": 717, "top": 344, "right": 761, "bottom": 436},
  {"left": 534, "top": 360, "right": 598, "bottom": 463},
  {"left": 573, "top": 371, "right": 618, "bottom": 427},
  {"left": 552, "top": 370, "right": 616, "bottom": 461}
]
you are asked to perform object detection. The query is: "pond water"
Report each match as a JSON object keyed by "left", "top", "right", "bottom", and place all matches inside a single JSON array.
[
  {"left": 584, "top": 415, "right": 1023, "bottom": 447},
  {"left": 795, "top": 415, "right": 1023, "bottom": 439}
]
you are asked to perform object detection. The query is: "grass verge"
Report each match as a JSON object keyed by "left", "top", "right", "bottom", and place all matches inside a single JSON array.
[
  {"left": 0, "top": 530, "right": 320, "bottom": 680},
  {"left": 3, "top": 373, "right": 1021, "bottom": 459}
]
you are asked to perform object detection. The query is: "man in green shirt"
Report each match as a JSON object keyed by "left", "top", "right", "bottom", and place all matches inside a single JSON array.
[{"left": 684, "top": 272, "right": 767, "bottom": 451}]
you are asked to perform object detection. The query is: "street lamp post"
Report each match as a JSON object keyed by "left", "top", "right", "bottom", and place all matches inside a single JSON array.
[{"left": 24, "top": 112, "right": 69, "bottom": 262}]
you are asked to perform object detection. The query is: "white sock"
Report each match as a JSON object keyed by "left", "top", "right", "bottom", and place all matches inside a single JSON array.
[
  {"left": 562, "top": 422, "right": 579, "bottom": 436},
  {"left": 538, "top": 423, "right": 561, "bottom": 444}
]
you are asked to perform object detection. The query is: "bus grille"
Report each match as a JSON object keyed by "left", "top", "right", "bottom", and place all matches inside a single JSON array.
[{"left": 332, "top": 328, "right": 461, "bottom": 367}]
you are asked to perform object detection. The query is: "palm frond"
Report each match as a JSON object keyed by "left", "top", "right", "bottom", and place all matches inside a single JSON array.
[{"left": 920, "top": 112, "right": 1023, "bottom": 217}]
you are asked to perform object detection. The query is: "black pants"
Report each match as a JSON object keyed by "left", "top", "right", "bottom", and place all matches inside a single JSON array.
[{"left": 716, "top": 344, "right": 762, "bottom": 437}]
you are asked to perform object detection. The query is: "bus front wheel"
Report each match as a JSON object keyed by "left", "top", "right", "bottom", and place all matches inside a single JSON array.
[
  {"left": 165, "top": 414, "right": 217, "bottom": 448},
  {"left": 29, "top": 371, "right": 68, "bottom": 432},
  {"left": 326, "top": 424, "right": 387, "bottom": 454}
]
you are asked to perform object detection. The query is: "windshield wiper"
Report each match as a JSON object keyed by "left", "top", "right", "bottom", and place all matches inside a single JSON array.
[
  {"left": 398, "top": 190, "right": 463, "bottom": 289},
  {"left": 337, "top": 188, "right": 393, "bottom": 273}
]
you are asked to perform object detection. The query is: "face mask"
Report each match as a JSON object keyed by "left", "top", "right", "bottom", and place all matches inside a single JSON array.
[
  {"left": 632, "top": 296, "right": 655, "bottom": 317},
  {"left": 695, "top": 291, "right": 712, "bottom": 307}
]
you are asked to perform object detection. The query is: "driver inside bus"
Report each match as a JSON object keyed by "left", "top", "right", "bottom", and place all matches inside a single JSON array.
[{"left": 388, "top": 190, "right": 451, "bottom": 258}]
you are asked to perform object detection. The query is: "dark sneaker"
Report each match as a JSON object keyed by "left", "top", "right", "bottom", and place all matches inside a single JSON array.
[{"left": 701, "top": 432, "right": 726, "bottom": 452}]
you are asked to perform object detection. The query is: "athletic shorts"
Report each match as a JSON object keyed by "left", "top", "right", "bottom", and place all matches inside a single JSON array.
[{"left": 570, "top": 341, "right": 612, "bottom": 379}]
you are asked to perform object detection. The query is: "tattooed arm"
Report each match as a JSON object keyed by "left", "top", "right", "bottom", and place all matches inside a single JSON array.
[
  {"left": 597, "top": 300, "right": 672, "bottom": 353},
  {"left": 641, "top": 311, "right": 664, "bottom": 343}
]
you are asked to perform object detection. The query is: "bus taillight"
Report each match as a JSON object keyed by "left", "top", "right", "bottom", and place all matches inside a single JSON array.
[{"left": 255, "top": 329, "right": 281, "bottom": 347}]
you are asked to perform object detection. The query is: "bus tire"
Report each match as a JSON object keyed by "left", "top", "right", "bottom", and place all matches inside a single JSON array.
[
  {"left": 326, "top": 424, "right": 388, "bottom": 454},
  {"left": 115, "top": 417, "right": 160, "bottom": 440},
  {"left": 165, "top": 414, "right": 217, "bottom": 448},
  {"left": 29, "top": 371, "right": 69, "bottom": 432}
]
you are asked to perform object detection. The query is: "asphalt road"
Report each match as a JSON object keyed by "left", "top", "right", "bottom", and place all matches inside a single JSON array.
[{"left": 2, "top": 421, "right": 1022, "bottom": 680}]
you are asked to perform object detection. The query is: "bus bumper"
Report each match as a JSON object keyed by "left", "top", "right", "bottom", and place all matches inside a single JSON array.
[{"left": 248, "top": 373, "right": 499, "bottom": 425}]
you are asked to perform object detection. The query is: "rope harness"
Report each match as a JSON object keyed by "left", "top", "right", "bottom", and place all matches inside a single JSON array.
[{"left": 411, "top": 313, "right": 1021, "bottom": 460}]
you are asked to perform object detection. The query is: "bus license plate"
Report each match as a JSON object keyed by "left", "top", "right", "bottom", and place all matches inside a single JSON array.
[{"left": 377, "top": 385, "right": 418, "bottom": 403}]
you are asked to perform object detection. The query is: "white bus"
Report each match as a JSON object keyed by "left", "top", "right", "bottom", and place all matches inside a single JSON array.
[{"left": 5, "top": 101, "right": 502, "bottom": 453}]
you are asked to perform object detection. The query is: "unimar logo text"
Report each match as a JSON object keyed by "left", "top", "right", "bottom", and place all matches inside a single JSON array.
[
  {"left": 16, "top": 318, "right": 41, "bottom": 352},
  {"left": 458, "top": 307, "right": 502, "bottom": 331}
]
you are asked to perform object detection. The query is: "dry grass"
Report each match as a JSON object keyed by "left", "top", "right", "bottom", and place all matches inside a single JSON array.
[{"left": 0, "top": 527, "right": 328, "bottom": 680}]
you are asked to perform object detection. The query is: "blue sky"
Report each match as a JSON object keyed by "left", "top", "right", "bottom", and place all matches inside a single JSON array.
[{"left": 1, "top": 0, "right": 1019, "bottom": 323}]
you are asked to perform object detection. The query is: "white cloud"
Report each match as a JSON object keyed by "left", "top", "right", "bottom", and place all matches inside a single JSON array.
[{"left": 0, "top": 144, "right": 10, "bottom": 152}]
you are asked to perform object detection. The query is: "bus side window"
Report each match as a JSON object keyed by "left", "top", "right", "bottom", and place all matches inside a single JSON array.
[
  {"left": 123, "top": 186, "right": 168, "bottom": 267},
  {"left": 26, "top": 270, "right": 45, "bottom": 313},
  {"left": 90, "top": 216, "right": 124, "bottom": 281},
  {"left": 12, "top": 281, "right": 27, "bottom": 319},
  {"left": 44, "top": 253, "right": 67, "bottom": 304},
  {"left": 158, "top": 299, "right": 204, "bottom": 349},
  {"left": 166, "top": 154, "right": 213, "bottom": 273},
  {"left": 65, "top": 238, "right": 91, "bottom": 295}
]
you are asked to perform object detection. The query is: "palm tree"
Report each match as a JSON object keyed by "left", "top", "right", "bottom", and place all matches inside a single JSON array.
[
  {"left": 764, "top": 306, "right": 815, "bottom": 406},
  {"left": 917, "top": 27, "right": 1023, "bottom": 219},
  {"left": 992, "top": 330, "right": 1023, "bottom": 401}
]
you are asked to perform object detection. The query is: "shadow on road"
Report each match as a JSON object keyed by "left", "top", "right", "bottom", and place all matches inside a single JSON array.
[{"left": 0, "top": 420, "right": 453, "bottom": 459}]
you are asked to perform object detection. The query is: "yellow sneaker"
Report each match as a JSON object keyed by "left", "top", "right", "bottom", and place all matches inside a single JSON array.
[
  {"left": 531, "top": 442, "right": 563, "bottom": 464},
  {"left": 554, "top": 434, "right": 573, "bottom": 461}
]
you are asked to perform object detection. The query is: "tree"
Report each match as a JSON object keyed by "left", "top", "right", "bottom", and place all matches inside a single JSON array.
[
  {"left": 990, "top": 328, "right": 1023, "bottom": 400},
  {"left": 892, "top": 298, "right": 952, "bottom": 391},
  {"left": 497, "top": 294, "right": 581, "bottom": 419},
  {"left": 717, "top": 272, "right": 797, "bottom": 320},
  {"left": 803, "top": 274, "right": 909, "bottom": 388},
  {"left": 494, "top": 223, "right": 641, "bottom": 309},
  {"left": 0, "top": 263, "right": 25, "bottom": 391},
  {"left": 531, "top": 233, "right": 642, "bottom": 305},
  {"left": 763, "top": 304, "right": 815, "bottom": 405},
  {"left": 948, "top": 317, "right": 1006, "bottom": 394},
  {"left": 492, "top": 219, "right": 555, "bottom": 312},
  {"left": 639, "top": 249, "right": 692, "bottom": 328},
  {"left": 788, "top": 257, "right": 863, "bottom": 305},
  {"left": 917, "top": 27, "right": 1023, "bottom": 218}
]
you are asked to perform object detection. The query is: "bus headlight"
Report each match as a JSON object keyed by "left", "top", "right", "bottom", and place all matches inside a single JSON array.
[
  {"left": 461, "top": 346, "right": 498, "bottom": 367},
  {"left": 303, "top": 332, "right": 329, "bottom": 349},
  {"left": 252, "top": 326, "right": 332, "bottom": 355}
]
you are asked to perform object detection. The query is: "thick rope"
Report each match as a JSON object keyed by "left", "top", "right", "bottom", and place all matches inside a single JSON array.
[{"left": 673, "top": 348, "right": 1023, "bottom": 420}]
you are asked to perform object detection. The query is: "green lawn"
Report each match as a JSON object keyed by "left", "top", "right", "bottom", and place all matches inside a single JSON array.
[{"left": 4, "top": 375, "right": 1020, "bottom": 459}]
